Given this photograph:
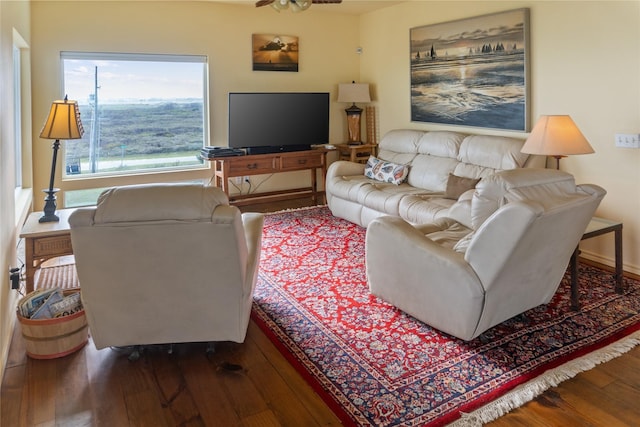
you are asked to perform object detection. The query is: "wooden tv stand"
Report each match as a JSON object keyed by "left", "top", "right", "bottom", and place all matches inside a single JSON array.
[{"left": 211, "top": 149, "right": 328, "bottom": 206}]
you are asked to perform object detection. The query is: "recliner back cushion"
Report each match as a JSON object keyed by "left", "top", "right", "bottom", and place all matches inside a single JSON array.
[
  {"left": 415, "top": 131, "right": 466, "bottom": 157},
  {"left": 406, "top": 156, "right": 459, "bottom": 191},
  {"left": 458, "top": 135, "right": 530, "bottom": 170},
  {"left": 451, "top": 135, "right": 533, "bottom": 204},
  {"left": 378, "top": 129, "right": 424, "bottom": 153},
  {"left": 470, "top": 169, "right": 577, "bottom": 230},
  {"left": 405, "top": 131, "right": 466, "bottom": 190},
  {"left": 94, "top": 183, "right": 229, "bottom": 224}
]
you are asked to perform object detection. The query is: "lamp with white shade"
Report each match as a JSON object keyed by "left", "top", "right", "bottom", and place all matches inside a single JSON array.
[
  {"left": 39, "top": 95, "right": 85, "bottom": 223},
  {"left": 337, "top": 82, "right": 371, "bottom": 145},
  {"left": 521, "top": 115, "right": 594, "bottom": 169}
]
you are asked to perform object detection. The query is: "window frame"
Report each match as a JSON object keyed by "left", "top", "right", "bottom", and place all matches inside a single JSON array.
[
  {"left": 13, "top": 44, "right": 22, "bottom": 189},
  {"left": 60, "top": 51, "right": 210, "bottom": 180}
]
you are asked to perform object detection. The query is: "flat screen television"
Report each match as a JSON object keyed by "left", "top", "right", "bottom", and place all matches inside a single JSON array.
[{"left": 228, "top": 92, "right": 329, "bottom": 154}]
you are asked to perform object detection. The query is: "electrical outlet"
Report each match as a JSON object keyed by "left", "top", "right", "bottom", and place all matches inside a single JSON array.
[
  {"left": 9, "top": 267, "right": 21, "bottom": 290},
  {"left": 244, "top": 176, "right": 250, "bottom": 184},
  {"left": 234, "top": 176, "right": 242, "bottom": 185},
  {"left": 614, "top": 133, "right": 640, "bottom": 148}
]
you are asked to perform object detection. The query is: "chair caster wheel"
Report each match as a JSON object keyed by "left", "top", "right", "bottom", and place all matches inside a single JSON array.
[
  {"left": 206, "top": 342, "right": 216, "bottom": 355},
  {"left": 128, "top": 346, "right": 143, "bottom": 361}
]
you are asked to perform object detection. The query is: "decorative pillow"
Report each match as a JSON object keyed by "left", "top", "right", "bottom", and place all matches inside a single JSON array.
[
  {"left": 364, "top": 156, "right": 409, "bottom": 185},
  {"left": 444, "top": 173, "right": 480, "bottom": 199}
]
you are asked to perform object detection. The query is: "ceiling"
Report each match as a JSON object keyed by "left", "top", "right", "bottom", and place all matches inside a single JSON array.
[{"left": 211, "top": 0, "right": 404, "bottom": 15}]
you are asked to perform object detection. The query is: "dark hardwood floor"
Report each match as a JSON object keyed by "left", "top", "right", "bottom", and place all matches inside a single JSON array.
[{"left": 2, "top": 198, "right": 639, "bottom": 426}]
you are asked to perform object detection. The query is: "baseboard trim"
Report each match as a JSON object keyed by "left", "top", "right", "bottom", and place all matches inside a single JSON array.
[{"left": 579, "top": 252, "right": 640, "bottom": 281}]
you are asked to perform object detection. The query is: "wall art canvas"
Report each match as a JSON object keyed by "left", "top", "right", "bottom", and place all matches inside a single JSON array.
[
  {"left": 410, "top": 9, "right": 530, "bottom": 131},
  {"left": 252, "top": 34, "right": 299, "bottom": 72}
]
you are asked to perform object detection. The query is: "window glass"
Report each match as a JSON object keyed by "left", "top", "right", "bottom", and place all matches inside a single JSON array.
[
  {"left": 14, "top": 45, "right": 22, "bottom": 188},
  {"left": 62, "top": 52, "right": 208, "bottom": 178}
]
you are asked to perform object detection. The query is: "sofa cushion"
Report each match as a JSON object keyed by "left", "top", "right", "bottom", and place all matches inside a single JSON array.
[
  {"left": 378, "top": 129, "right": 424, "bottom": 153},
  {"left": 364, "top": 156, "right": 409, "bottom": 185},
  {"left": 377, "top": 129, "right": 422, "bottom": 166},
  {"left": 358, "top": 182, "right": 426, "bottom": 216},
  {"left": 398, "top": 194, "right": 456, "bottom": 225},
  {"left": 415, "top": 218, "right": 472, "bottom": 250},
  {"left": 406, "top": 155, "right": 459, "bottom": 191},
  {"left": 458, "top": 135, "right": 531, "bottom": 170},
  {"left": 471, "top": 168, "right": 577, "bottom": 230},
  {"left": 415, "top": 131, "right": 466, "bottom": 157},
  {"left": 444, "top": 174, "right": 481, "bottom": 199}
]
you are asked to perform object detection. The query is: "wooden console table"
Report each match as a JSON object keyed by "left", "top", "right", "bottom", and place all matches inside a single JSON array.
[
  {"left": 20, "top": 208, "right": 76, "bottom": 294},
  {"left": 211, "top": 149, "right": 328, "bottom": 206}
]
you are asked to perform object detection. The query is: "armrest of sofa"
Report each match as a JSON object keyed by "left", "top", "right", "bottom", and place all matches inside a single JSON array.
[
  {"left": 465, "top": 201, "right": 543, "bottom": 287},
  {"left": 326, "top": 160, "right": 366, "bottom": 179},
  {"left": 68, "top": 207, "right": 97, "bottom": 228},
  {"left": 366, "top": 215, "right": 485, "bottom": 340}
]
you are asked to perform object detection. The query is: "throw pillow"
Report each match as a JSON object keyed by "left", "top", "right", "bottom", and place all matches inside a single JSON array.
[
  {"left": 364, "top": 156, "right": 409, "bottom": 185},
  {"left": 444, "top": 173, "right": 480, "bottom": 199}
]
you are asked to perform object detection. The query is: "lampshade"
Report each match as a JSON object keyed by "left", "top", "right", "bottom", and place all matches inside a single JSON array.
[
  {"left": 337, "top": 83, "right": 371, "bottom": 104},
  {"left": 521, "top": 115, "right": 594, "bottom": 157},
  {"left": 40, "top": 97, "right": 85, "bottom": 140},
  {"left": 38, "top": 96, "right": 85, "bottom": 223}
]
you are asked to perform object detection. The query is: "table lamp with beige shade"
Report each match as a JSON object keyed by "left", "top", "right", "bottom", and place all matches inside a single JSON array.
[
  {"left": 521, "top": 115, "right": 594, "bottom": 169},
  {"left": 39, "top": 95, "right": 85, "bottom": 223}
]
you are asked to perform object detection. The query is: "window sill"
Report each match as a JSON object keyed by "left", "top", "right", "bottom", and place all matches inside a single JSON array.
[{"left": 14, "top": 187, "right": 33, "bottom": 228}]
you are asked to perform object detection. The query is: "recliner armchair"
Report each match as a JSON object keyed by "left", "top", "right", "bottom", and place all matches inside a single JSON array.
[
  {"left": 365, "top": 169, "right": 606, "bottom": 341},
  {"left": 69, "top": 183, "right": 264, "bottom": 350}
]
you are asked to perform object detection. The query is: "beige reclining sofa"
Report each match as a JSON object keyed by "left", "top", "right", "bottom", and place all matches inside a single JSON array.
[
  {"left": 366, "top": 169, "right": 606, "bottom": 341},
  {"left": 326, "top": 129, "right": 545, "bottom": 227}
]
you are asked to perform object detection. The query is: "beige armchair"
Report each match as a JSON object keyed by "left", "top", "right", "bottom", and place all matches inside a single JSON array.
[
  {"left": 69, "top": 183, "right": 264, "bottom": 351},
  {"left": 365, "top": 169, "right": 606, "bottom": 341}
]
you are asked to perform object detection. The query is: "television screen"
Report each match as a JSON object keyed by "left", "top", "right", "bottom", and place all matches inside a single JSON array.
[{"left": 228, "top": 92, "right": 329, "bottom": 154}]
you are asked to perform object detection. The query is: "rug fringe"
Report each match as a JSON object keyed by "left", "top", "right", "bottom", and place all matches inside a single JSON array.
[
  {"left": 449, "top": 330, "right": 640, "bottom": 426},
  {"left": 266, "top": 204, "right": 327, "bottom": 215}
]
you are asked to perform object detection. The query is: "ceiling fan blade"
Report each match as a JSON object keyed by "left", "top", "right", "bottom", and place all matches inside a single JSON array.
[{"left": 256, "top": 0, "right": 275, "bottom": 7}]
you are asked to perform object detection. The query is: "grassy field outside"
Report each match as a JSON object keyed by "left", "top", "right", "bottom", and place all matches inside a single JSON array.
[{"left": 65, "top": 101, "right": 205, "bottom": 176}]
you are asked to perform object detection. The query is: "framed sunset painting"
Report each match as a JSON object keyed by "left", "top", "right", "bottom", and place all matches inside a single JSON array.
[
  {"left": 252, "top": 34, "right": 299, "bottom": 72},
  {"left": 410, "top": 9, "right": 530, "bottom": 131}
]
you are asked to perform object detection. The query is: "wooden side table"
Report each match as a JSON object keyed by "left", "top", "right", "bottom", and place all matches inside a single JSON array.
[
  {"left": 570, "top": 216, "right": 623, "bottom": 310},
  {"left": 337, "top": 144, "right": 377, "bottom": 164},
  {"left": 20, "top": 208, "right": 76, "bottom": 294}
]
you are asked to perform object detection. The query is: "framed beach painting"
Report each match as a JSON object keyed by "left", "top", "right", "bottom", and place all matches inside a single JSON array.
[
  {"left": 410, "top": 9, "right": 530, "bottom": 131},
  {"left": 252, "top": 34, "right": 299, "bottom": 72}
]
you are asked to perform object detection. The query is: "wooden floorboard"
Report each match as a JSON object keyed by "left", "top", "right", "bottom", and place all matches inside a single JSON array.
[{"left": 2, "top": 198, "right": 639, "bottom": 426}]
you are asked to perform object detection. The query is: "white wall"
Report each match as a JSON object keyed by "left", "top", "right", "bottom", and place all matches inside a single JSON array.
[
  {"left": 0, "top": 0, "right": 31, "bottom": 386},
  {"left": 360, "top": 1, "right": 640, "bottom": 274}
]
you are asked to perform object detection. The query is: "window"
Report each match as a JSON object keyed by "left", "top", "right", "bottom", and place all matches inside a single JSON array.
[
  {"left": 13, "top": 44, "right": 22, "bottom": 189},
  {"left": 61, "top": 52, "right": 208, "bottom": 178}
]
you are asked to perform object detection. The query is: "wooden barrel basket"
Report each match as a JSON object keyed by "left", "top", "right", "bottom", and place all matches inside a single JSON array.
[{"left": 16, "top": 289, "right": 89, "bottom": 359}]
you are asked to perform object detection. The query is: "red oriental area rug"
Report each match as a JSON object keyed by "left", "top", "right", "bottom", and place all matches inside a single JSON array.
[{"left": 251, "top": 206, "right": 640, "bottom": 427}]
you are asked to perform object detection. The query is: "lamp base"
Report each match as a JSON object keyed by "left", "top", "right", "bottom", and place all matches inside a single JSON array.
[
  {"left": 345, "top": 104, "right": 364, "bottom": 145},
  {"left": 39, "top": 188, "right": 60, "bottom": 223},
  {"left": 552, "top": 155, "right": 566, "bottom": 170}
]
